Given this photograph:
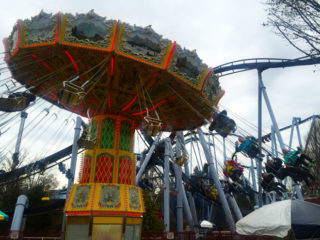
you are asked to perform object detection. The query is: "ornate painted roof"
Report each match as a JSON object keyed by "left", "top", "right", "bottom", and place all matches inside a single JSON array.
[{"left": 3, "top": 11, "right": 224, "bottom": 131}]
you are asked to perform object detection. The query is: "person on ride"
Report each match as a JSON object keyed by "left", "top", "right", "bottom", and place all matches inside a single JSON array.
[
  {"left": 209, "top": 110, "right": 236, "bottom": 138},
  {"left": 283, "top": 147, "right": 315, "bottom": 169},
  {"left": 266, "top": 157, "right": 317, "bottom": 189},
  {"left": 235, "top": 136, "right": 262, "bottom": 159},
  {"left": 261, "top": 173, "right": 287, "bottom": 197},
  {"left": 223, "top": 160, "right": 244, "bottom": 182},
  {"left": 265, "top": 157, "right": 283, "bottom": 176}
]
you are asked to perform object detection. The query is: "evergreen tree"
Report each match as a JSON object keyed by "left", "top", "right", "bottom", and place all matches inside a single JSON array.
[{"left": 142, "top": 190, "right": 165, "bottom": 231}]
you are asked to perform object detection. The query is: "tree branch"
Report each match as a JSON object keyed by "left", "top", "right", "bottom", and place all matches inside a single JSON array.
[{"left": 275, "top": 23, "right": 311, "bottom": 56}]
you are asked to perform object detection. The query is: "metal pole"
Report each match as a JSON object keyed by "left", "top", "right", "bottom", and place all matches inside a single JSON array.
[
  {"left": 10, "top": 195, "right": 28, "bottom": 238},
  {"left": 288, "top": 118, "right": 295, "bottom": 149},
  {"left": 227, "top": 194, "right": 243, "bottom": 221},
  {"left": 12, "top": 111, "right": 28, "bottom": 168},
  {"left": 211, "top": 135, "right": 219, "bottom": 173},
  {"left": 175, "top": 131, "right": 189, "bottom": 176},
  {"left": 294, "top": 184, "right": 304, "bottom": 200},
  {"left": 164, "top": 139, "right": 172, "bottom": 232},
  {"left": 294, "top": 118, "right": 303, "bottom": 148},
  {"left": 257, "top": 70, "right": 263, "bottom": 207},
  {"left": 180, "top": 179, "right": 194, "bottom": 231},
  {"left": 223, "top": 137, "right": 227, "bottom": 160},
  {"left": 174, "top": 164, "right": 183, "bottom": 232},
  {"left": 250, "top": 158, "right": 258, "bottom": 206},
  {"left": 265, "top": 193, "right": 271, "bottom": 205},
  {"left": 271, "top": 126, "right": 278, "bottom": 157},
  {"left": 258, "top": 70, "right": 286, "bottom": 150},
  {"left": 184, "top": 160, "right": 190, "bottom": 178},
  {"left": 62, "top": 116, "right": 82, "bottom": 233},
  {"left": 271, "top": 126, "right": 275, "bottom": 156},
  {"left": 272, "top": 192, "right": 276, "bottom": 202},
  {"left": 287, "top": 118, "right": 303, "bottom": 199},
  {"left": 183, "top": 152, "right": 198, "bottom": 232},
  {"left": 208, "top": 204, "right": 214, "bottom": 222},
  {"left": 67, "top": 116, "right": 82, "bottom": 191},
  {"left": 188, "top": 193, "right": 199, "bottom": 230},
  {"left": 190, "top": 137, "right": 193, "bottom": 174},
  {"left": 198, "top": 128, "right": 235, "bottom": 233},
  {"left": 136, "top": 133, "right": 162, "bottom": 185}
]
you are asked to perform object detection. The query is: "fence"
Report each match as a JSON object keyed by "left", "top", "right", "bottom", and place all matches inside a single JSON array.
[
  {"left": 141, "top": 231, "right": 275, "bottom": 240},
  {"left": 0, "top": 231, "right": 61, "bottom": 240},
  {"left": 0, "top": 230, "right": 275, "bottom": 239}
]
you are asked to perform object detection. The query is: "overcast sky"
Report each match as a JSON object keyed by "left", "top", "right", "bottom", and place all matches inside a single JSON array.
[{"left": 0, "top": 0, "right": 319, "bottom": 184}]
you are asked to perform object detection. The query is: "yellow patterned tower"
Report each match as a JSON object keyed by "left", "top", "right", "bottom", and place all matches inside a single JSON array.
[
  {"left": 4, "top": 11, "right": 224, "bottom": 239},
  {"left": 64, "top": 114, "right": 144, "bottom": 239}
]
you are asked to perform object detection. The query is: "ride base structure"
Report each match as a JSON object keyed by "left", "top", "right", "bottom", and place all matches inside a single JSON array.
[
  {"left": 4, "top": 11, "right": 223, "bottom": 239},
  {"left": 65, "top": 114, "right": 143, "bottom": 239}
]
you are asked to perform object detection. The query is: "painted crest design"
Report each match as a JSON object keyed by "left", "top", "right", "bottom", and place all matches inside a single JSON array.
[
  {"left": 99, "top": 184, "right": 121, "bottom": 208},
  {"left": 128, "top": 186, "right": 141, "bottom": 210},
  {"left": 71, "top": 185, "right": 91, "bottom": 208}
]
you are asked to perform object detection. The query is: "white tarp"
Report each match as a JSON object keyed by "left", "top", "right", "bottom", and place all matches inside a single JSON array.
[
  {"left": 200, "top": 220, "right": 214, "bottom": 228},
  {"left": 236, "top": 200, "right": 292, "bottom": 238}
]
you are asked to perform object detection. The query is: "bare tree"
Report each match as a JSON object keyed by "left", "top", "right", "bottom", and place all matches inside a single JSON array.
[
  {"left": 303, "top": 117, "right": 320, "bottom": 198},
  {"left": 265, "top": 0, "right": 320, "bottom": 56}
]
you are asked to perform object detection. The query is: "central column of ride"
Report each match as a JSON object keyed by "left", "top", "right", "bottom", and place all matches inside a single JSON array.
[{"left": 65, "top": 114, "right": 144, "bottom": 240}]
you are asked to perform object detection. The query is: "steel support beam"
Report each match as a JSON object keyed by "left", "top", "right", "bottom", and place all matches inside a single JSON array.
[
  {"left": 12, "top": 111, "right": 28, "bottom": 168},
  {"left": 287, "top": 117, "right": 304, "bottom": 200},
  {"left": 67, "top": 116, "right": 82, "bottom": 191},
  {"left": 198, "top": 128, "right": 235, "bottom": 233},
  {"left": 164, "top": 139, "right": 172, "bottom": 232},
  {"left": 250, "top": 158, "right": 258, "bottom": 206},
  {"left": 289, "top": 119, "right": 296, "bottom": 149},
  {"left": 62, "top": 116, "right": 82, "bottom": 233},
  {"left": 10, "top": 195, "right": 28, "bottom": 238},
  {"left": 136, "top": 133, "right": 162, "bottom": 185},
  {"left": 257, "top": 70, "right": 263, "bottom": 207},
  {"left": 174, "top": 164, "right": 183, "bottom": 232},
  {"left": 183, "top": 150, "right": 198, "bottom": 232},
  {"left": 294, "top": 184, "right": 304, "bottom": 200},
  {"left": 211, "top": 135, "right": 219, "bottom": 173},
  {"left": 294, "top": 118, "right": 303, "bottom": 148},
  {"left": 227, "top": 194, "right": 243, "bottom": 221},
  {"left": 271, "top": 126, "right": 278, "bottom": 157},
  {"left": 223, "top": 137, "right": 227, "bottom": 160},
  {"left": 258, "top": 70, "right": 285, "bottom": 150},
  {"left": 188, "top": 194, "right": 199, "bottom": 231}
]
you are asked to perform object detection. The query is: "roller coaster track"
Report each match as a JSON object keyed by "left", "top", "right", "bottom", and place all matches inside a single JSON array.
[{"left": 213, "top": 56, "right": 320, "bottom": 77}]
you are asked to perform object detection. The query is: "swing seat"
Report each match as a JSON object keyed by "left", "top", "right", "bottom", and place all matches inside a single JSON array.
[
  {"left": 174, "top": 154, "right": 189, "bottom": 166},
  {"left": 41, "top": 197, "right": 50, "bottom": 201},
  {"left": 210, "top": 188, "right": 218, "bottom": 199},
  {"left": 77, "top": 137, "right": 96, "bottom": 149},
  {"left": 215, "top": 118, "right": 236, "bottom": 137},
  {"left": 0, "top": 97, "right": 28, "bottom": 112},
  {"left": 59, "top": 82, "right": 85, "bottom": 105},
  {"left": 143, "top": 116, "right": 162, "bottom": 136}
]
